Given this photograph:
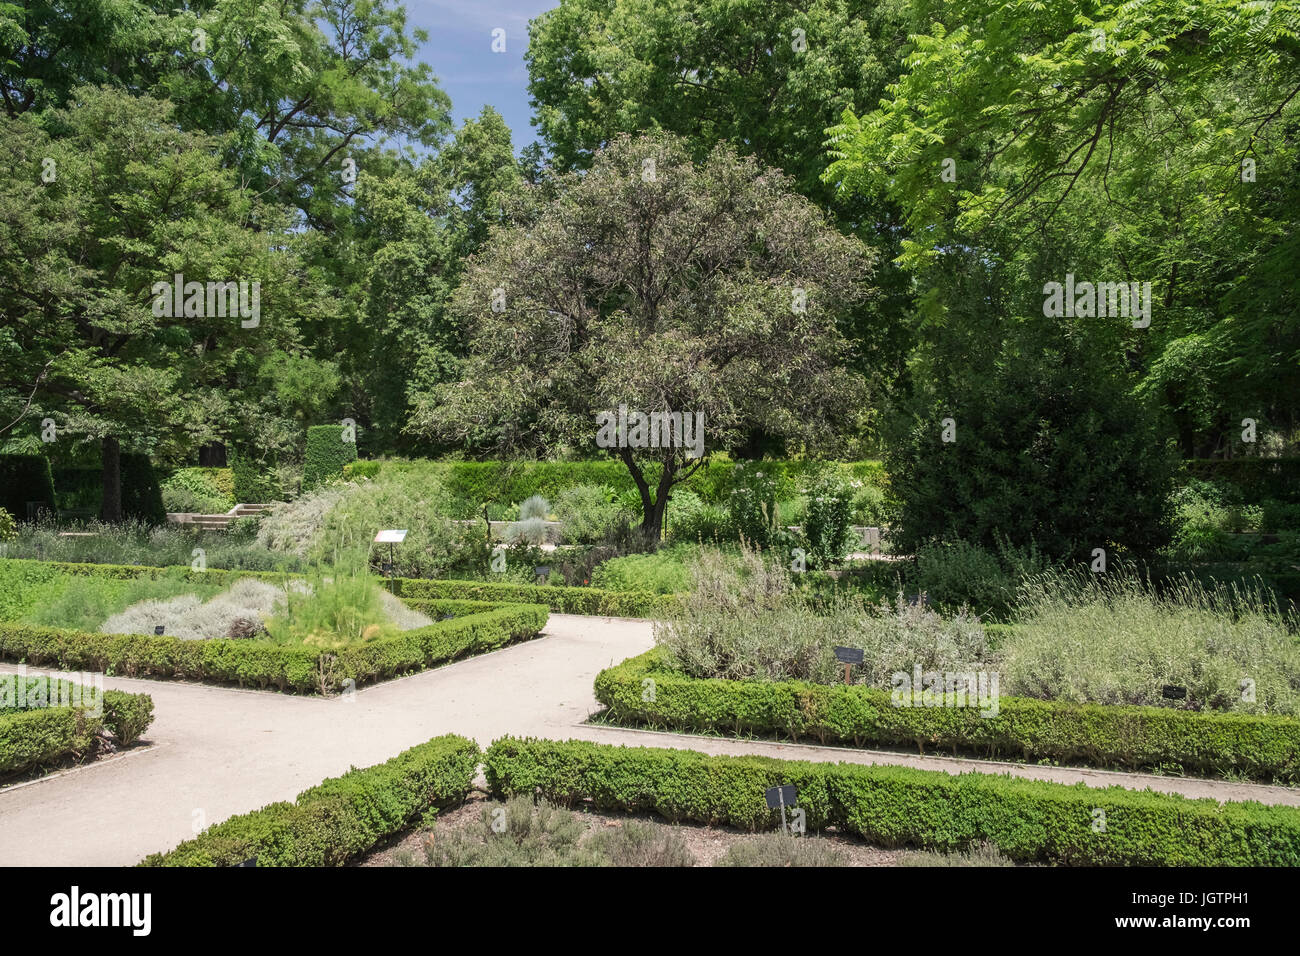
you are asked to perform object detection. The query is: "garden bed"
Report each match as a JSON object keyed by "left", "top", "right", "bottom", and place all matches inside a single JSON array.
[
  {"left": 594, "top": 649, "right": 1300, "bottom": 783},
  {"left": 0, "top": 559, "right": 551, "bottom": 694},
  {"left": 484, "top": 736, "right": 1300, "bottom": 866}
]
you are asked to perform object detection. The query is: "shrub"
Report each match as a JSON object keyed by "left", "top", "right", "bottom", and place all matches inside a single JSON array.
[
  {"left": 897, "top": 842, "right": 1016, "bottom": 867},
  {"left": 120, "top": 453, "right": 165, "bottom": 525},
  {"left": 0, "top": 707, "right": 99, "bottom": 775},
  {"left": 714, "top": 834, "right": 848, "bottom": 867},
  {"left": 504, "top": 516, "right": 551, "bottom": 546},
  {"left": 256, "top": 486, "right": 347, "bottom": 558},
  {"left": 585, "top": 819, "right": 694, "bottom": 867},
  {"left": 302, "top": 425, "right": 358, "bottom": 490},
  {"left": 405, "top": 795, "right": 693, "bottom": 867},
  {"left": 160, "top": 468, "right": 235, "bottom": 514},
  {"left": 590, "top": 546, "right": 694, "bottom": 595},
  {"left": 655, "top": 545, "right": 987, "bottom": 684},
  {"left": 140, "top": 734, "right": 480, "bottom": 865},
  {"left": 727, "top": 464, "right": 786, "bottom": 548},
  {"left": 0, "top": 676, "right": 154, "bottom": 773},
  {"left": 99, "top": 578, "right": 289, "bottom": 641},
  {"left": 265, "top": 558, "right": 433, "bottom": 649},
  {"left": 911, "top": 537, "right": 1046, "bottom": 617},
  {"left": 518, "top": 495, "right": 551, "bottom": 520},
  {"left": 848, "top": 481, "right": 887, "bottom": 527},
  {"left": 0, "top": 507, "right": 16, "bottom": 542},
  {"left": 306, "top": 470, "right": 471, "bottom": 579},
  {"left": 664, "top": 488, "right": 731, "bottom": 544},
  {"left": 1002, "top": 569, "right": 1300, "bottom": 714},
  {"left": 421, "top": 796, "right": 594, "bottom": 867},
  {"left": 0, "top": 454, "right": 56, "bottom": 519},
  {"left": 886, "top": 318, "right": 1178, "bottom": 561},
  {"left": 801, "top": 468, "right": 855, "bottom": 568},
  {"left": 555, "top": 485, "right": 626, "bottom": 545},
  {"left": 484, "top": 737, "right": 1300, "bottom": 865},
  {"left": 102, "top": 689, "right": 155, "bottom": 744},
  {"left": 230, "top": 452, "right": 284, "bottom": 503}
]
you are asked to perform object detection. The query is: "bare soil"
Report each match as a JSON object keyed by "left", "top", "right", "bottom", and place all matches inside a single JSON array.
[{"left": 360, "top": 790, "right": 903, "bottom": 867}]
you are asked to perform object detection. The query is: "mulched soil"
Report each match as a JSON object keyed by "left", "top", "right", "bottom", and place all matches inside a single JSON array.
[{"left": 360, "top": 790, "right": 904, "bottom": 867}]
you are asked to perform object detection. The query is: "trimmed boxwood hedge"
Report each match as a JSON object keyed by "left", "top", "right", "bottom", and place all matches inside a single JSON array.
[
  {"left": 0, "top": 604, "right": 548, "bottom": 695},
  {"left": 302, "top": 424, "right": 358, "bottom": 489},
  {"left": 140, "top": 734, "right": 480, "bottom": 866},
  {"left": 484, "top": 736, "right": 1300, "bottom": 866},
  {"left": 1, "top": 676, "right": 155, "bottom": 775},
  {"left": 393, "top": 576, "right": 667, "bottom": 617},
  {"left": 594, "top": 650, "right": 1300, "bottom": 783}
]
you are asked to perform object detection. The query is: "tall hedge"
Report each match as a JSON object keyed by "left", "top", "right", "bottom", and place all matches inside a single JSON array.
[
  {"left": 0, "top": 454, "right": 56, "bottom": 519},
  {"left": 302, "top": 425, "right": 358, "bottom": 489},
  {"left": 230, "top": 451, "right": 283, "bottom": 503},
  {"left": 344, "top": 458, "right": 886, "bottom": 512},
  {"left": 120, "top": 453, "right": 165, "bottom": 524},
  {"left": 484, "top": 737, "right": 1300, "bottom": 866}
]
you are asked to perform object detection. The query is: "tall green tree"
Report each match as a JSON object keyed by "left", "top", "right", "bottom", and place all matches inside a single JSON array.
[
  {"left": 409, "top": 133, "right": 875, "bottom": 539},
  {"left": 0, "top": 87, "right": 334, "bottom": 518},
  {"left": 825, "top": 0, "right": 1300, "bottom": 455},
  {"left": 526, "top": 0, "right": 916, "bottom": 415}
]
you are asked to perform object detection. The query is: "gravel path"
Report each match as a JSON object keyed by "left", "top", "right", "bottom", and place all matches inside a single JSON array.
[{"left": 2, "top": 613, "right": 1296, "bottom": 866}]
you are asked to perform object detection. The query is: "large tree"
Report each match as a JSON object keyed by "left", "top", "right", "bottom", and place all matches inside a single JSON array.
[
  {"left": 0, "top": 87, "right": 333, "bottom": 519},
  {"left": 824, "top": 0, "right": 1300, "bottom": 456},
  {"left": 409, "top": 133, "right": 874, "bottom": 539},
  {"left": 526, "top": 0, "right": 916, "bottom": 415},
  {"left": 1, "top": 0, "right": 456, "bottom": 463}
]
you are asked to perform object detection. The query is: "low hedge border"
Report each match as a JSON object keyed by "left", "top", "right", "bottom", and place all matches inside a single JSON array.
[
  {"left": 0, "top": 602, "right": 548, "bottom": 695},
  {"left": 594, "top": 650, "right": 1300, "bottom": 783},
  {"left": 1, "top": 676, "right": 155, "bottom": 776},
  {"left": 140, "top": 734, "right": 480, "bottom": 866},
  {"left": 392, "top": 576, "right": 668, "bottom": 617},
  {"left": 484, "top": 736, "right": 1300, "bottom": 866},
  {"left": 0, "top": 558, "right": 664, "bottom": 619},
  {"left": 0, "top": 558, "right": 551, "bottom": 693}
]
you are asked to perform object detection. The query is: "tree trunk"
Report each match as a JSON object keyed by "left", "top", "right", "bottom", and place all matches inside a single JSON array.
[
  {"left": 100, "top": 435, "right": 122, "bottom": 523},
  {"left": 198, "top": 441, "right": 227, "bottom": 467}
]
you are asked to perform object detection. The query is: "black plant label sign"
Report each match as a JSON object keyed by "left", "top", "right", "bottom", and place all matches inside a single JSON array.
[
  {"left": 834, "top": 646, "right": 864, "bottom": 664},
  {"left": 765, "top": 784, "right": 797, "bottom": 809}
]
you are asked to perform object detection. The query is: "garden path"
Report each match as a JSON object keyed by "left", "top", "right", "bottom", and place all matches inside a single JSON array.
[{"left": 3, "top": 614, "right": 1297, "bottom": 865}]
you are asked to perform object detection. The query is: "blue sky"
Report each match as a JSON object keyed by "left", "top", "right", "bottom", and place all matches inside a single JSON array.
[{"left": 404, "top": 0, "right": 561, "bottom": 152}]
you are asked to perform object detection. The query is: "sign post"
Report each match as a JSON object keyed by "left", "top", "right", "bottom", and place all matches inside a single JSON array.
[
  {"left": 373, "top": 530, "right": 408, "bottom": 593},
  {"left": 764, "top": 784, "right": 798, "bottom": 835},
  {"left": 834, "top": 646, "right": 864, "bottom": 686}
]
